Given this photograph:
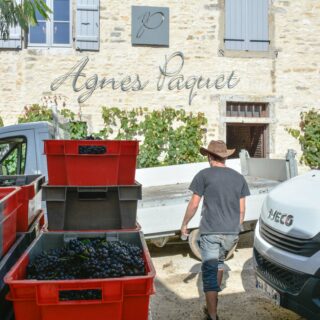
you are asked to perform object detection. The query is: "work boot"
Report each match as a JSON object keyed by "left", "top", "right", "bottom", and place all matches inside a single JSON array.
[
  {"left": 203, "top": 308, "right": 219, "bottom": 320},
  {"left": 205, "top": 315, "right": 219, "bottom": 320}
]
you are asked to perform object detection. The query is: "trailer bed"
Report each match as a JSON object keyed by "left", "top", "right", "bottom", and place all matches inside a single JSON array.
[
  {"left": 141, "top": 176, "right": 280, "bottom": 203},
  {"left": 138, "top": 176, "right": 281, "bottom": 237}
]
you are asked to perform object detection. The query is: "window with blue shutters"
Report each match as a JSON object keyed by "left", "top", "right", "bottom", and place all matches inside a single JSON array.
[
  {"left": 29, "top": 0, "right": 72, "bottom": 47},
  {"left": 225, "top": 0, "right": 269, "bottom": 52}
]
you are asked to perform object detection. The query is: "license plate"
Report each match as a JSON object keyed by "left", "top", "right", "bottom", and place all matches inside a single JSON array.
[{"left": 256, "top": 276, "right": 280, "bottom": 305}]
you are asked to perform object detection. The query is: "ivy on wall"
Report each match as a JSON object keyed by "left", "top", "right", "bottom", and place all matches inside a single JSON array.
[
  {"left": 15, "top": 104, "right": 208, "bottom": 168},
  {"left": 18, "top": 104, "right": 87, "bottom": 139},
  {"left": 18, "top": 104, "right": 53, "bottom": 123},
  {"left": 287, "top": 109, "right": 320, "bottom": 169},
  {"left": 59, "top": 108, "right": 88, "bottom": 140},
  {"left": 99, "top": 107, "right": 208, "bottom": 168}
]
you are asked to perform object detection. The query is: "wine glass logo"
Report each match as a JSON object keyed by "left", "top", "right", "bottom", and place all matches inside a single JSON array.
[{"left": 136, "top": 11, "right": 165, "bottom": 39}]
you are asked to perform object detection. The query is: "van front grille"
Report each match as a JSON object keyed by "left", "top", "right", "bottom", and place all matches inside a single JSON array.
[
  {"left": 254, "top": 249, "right": 309, "bottom": 294},
  {"left": 260, "top": 220, "right": 320, "bottom": 257}
]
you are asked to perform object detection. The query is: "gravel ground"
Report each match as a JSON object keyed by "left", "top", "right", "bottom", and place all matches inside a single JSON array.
[{"left": 149, "top": 242, "right": 305, "bottom": 320}]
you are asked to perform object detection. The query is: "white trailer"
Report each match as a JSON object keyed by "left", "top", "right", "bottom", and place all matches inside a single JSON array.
[
  {"left": 0, "top": 121, "right": 298, "bottom": 258},
  {"left": 136, "top": 150, "right": 298, "bottom": 258}
]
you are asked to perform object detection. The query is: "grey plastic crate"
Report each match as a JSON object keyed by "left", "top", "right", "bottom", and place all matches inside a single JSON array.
[{"left": 42, "top": 182, "right": 142, "bottom": 230}]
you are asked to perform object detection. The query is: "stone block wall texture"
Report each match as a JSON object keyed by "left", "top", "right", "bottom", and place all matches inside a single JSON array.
[{"left": 0, "top": 0, "right": 319, "bottom": 162}]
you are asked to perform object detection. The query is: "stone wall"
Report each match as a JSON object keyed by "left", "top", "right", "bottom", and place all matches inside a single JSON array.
[{"left": 0, "top": 0, "right": 319, "bottom": 161}]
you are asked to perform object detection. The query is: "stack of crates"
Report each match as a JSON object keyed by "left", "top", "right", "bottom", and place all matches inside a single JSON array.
[
  {"left": 4, "top": 140, "right": 155, "bottom": 320},
  {"left": 0, "top": 175, "right": 45, "bottom": 320}
]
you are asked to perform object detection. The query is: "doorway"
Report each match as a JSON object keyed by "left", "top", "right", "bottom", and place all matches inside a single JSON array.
[{"left": 226, "top": 123, "right": 268, "bottom": 158}]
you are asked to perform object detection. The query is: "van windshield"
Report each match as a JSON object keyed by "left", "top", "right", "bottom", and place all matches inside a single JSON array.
[{"left": 0, "top": 136, "right": 27, "bottom": 175}]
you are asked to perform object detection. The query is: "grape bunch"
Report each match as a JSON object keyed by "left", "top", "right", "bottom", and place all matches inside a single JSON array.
[
  {"left": 84, "top": 135, "right": 102, "bottom": 140},
  {"left": 78, "top": 145, "right": 106, "bottom": 154},
  {"left": 26, "top": 238, "right": 146, "bottom": 282}
]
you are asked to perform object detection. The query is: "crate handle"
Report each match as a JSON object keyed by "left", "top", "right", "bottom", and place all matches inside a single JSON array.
[
  {"left": 78, "top": 145, "right": 107, "bottom": 155},
  {"left": 36, "top": 282, "right": 123, "bottom": 305},
  {"left": 77, "top": 187, "right": 108, "bottom": 200},
  {"left": 77, "top": 187, "right": 108, "bottom": 193},
  {"left": 58, "top": 288, "right": 103, "bottom": 302}
]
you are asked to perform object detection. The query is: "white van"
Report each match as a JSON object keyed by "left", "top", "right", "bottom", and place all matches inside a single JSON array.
[{"left": 254, "top": 170, "right": 320, "bottom": 320}]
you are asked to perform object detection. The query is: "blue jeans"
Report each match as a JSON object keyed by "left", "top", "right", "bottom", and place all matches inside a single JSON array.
[{"left": 199, "top": 234, "right": 239, "bottom": 292}]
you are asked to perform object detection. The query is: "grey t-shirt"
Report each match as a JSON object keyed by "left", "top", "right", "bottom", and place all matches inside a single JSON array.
[{"left": 189, "top": 166, "right": 250, "bottom": 235}]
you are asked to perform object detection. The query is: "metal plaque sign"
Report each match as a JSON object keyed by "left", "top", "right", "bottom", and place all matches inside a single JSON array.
[{"left": 132, "top": 6, "right": 169, "bottom": 46}]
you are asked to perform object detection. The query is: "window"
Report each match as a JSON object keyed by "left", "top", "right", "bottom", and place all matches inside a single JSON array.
[
  {"left": 29, "top": 0, "right": 71, "bottom": 47},
  {"left": 226, "top": 102, "right": 269, "bottom": 117},
  {"left": 224, "top": 0, "right": 269, "bottom": 52},
  {"left": 0, "top": 137, "right": 27, "bottom": 175},
  {"left": 0, "top": 0, "right": 99, "bottom": 51}
]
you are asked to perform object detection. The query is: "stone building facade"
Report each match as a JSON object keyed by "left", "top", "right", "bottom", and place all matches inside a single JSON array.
[{"left": 0, "top": 0, "right": 319, "bottom": 159}]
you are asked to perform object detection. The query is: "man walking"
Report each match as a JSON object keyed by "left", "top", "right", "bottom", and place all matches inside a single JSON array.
[{"left": 181, "top": 140, "right": 250, "bottom": 320}]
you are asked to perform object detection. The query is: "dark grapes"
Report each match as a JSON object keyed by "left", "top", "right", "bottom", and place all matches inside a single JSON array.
[
  {"left": 84, "top": 135, "right": 102, "bottom": 140},
  {"left": 26, "top": 238, "right": 146, "bottom": 300}
]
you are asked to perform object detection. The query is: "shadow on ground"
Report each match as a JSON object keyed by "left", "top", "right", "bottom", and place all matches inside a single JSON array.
[{"left": 149, "top": 243, "right": 304, "bottom": 320}]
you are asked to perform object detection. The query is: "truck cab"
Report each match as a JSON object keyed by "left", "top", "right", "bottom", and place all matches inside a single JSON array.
[
  {"left": 254, "top": 170, "right": 320, "bottom": 320},
  {"left": 0, "top": 122, "right": 64, "bottom": 178}
]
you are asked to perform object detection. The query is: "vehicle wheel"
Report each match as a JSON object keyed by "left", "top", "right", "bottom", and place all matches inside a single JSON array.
[
  {"left": 188, "top": 229, "right": 202, "bottom": 260},
  {"left": 188, "top": 229, "right": 238, "bottom": 261},
  {"left": 150, "top": 236, "right": 169, "bottom": 248},
  {"left": 225, "top": 242, "right": 237, "bottom": 260}
]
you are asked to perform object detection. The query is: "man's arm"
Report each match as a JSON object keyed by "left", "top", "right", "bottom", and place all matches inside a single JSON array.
[
  {"left": 240, "top": 197, "right": 246, "bottom": 225},
  {"left": 181, "top": 194, "right": 202, "bottom": 236}
]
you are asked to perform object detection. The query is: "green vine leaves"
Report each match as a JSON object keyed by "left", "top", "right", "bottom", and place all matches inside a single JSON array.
[
  {"left": 16, "top": 104, "right": 208, "bottom": 168},
  {"left": 18, "top": 104, "right": 88, "bottom": 140},
  {"left": 99, "top": 107, "right": 208, "bottom": 168},
  {"left": 287, "top": 109, "right": 320, "bottom": 169}
]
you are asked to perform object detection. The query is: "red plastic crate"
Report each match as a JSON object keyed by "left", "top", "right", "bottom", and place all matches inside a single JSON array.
[
  {"left": 0, "top": 175, "right": 45, "bottom": 232},
  {"left": 1, "top": 210, "right": 46, "bottom": 319},
  {"left": 0, "top": 187, "right": 21, "bottom": 258},
  {"left": 44, "top": 140, "right": 139, "bottom": 186},
  {"left": 16, "top": 176, "right": 45, "bottom": 232},
  {"left": 5, "top": 231, "right": 155, "bottom": 320}
]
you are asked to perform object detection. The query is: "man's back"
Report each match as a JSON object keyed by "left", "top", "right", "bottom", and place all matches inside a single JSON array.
[{"left": 189, "top": 166, "right": 250, "bottom": 234}]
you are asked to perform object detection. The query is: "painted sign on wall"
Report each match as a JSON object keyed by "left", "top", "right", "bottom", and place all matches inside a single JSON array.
[
  {"left": 50, "top": 51, "right": 240, "bottom": 105},
  {"left": 131, "top": 6, "right": 169, "bottom": 46}
]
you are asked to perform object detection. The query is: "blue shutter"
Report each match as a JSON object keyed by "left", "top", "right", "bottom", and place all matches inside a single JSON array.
[
  {"left": 76, "top": 0, "right": 99, "bottom": 51},
  {"left": 247, "top": 0, "right": 269, "bottom": 51},
  {"left": 0, "top": 0, "right": 22, "bottom": 49},
  {"left": 225, "top": 0, "right": 247, "bottom": 51}
]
